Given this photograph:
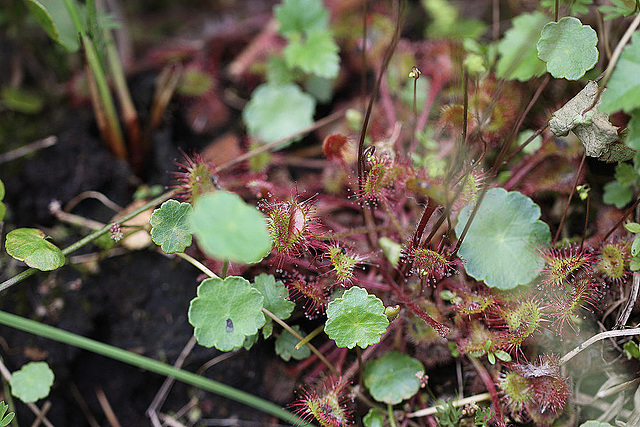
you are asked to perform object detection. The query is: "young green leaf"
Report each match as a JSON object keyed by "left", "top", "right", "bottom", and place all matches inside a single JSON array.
[
  {"left": 455, "top": 188, "right": 551, "bottom": 289},
  {"left": 10, "top": 361, "right": 54, "bottom": 403},
  {"left": 537, "top": 17, "right": 598, "bottom": 80},
  {"left": 242, "top": 83, "right": 316, "bottom": 146},
  {"left": 252, "top": 273, "right": 295, "bottom": 338},
  {"left": 0, "top": 87, "right": 45, "bottom": 114},
  {"left": 625, "top": 222, "right": 640, "bottom": 234},
  {"left": 363, "top": 352, "right": 424, "bottom": 404},
  {"left": 149, "top": 199, "right": 193, "bottom": 254},
  {"left": 275, "top": 325, "right": 311, "bottom": 361},
  {"left": 379, "top": 237, "right": 402, "bottom": 267},
  {"left": 626, "top": 109, "right": 640, "bottom": 152},
  {"left": 274, "top": 0, "right": 329, "bottom": 36},
  {"left": 23, "top": 0, "right": 80, "bottom": 51},
  {"left": 632, "top": 236, "right": 640, "bottom": 257},
  {"left": 615, "top": 162, "right": 638, "bottom": 187},
  {"left": 191, "top": 191, "right": 271, "bottom": 264},
  {"left": 188, "top": 276, "right": 266, "bottom": 351},
  {"left": 363, "top": 408, "right": 385, "bottom": 427},
  {"left": 496, "top": 12, "right": 549, "bottom": 81},
  {"left": 252, "top": 273, "right": 295, "bottom": 319},
  {"left": 0, "top": 401, "right": 15, "bottom": 427},
  {"left": 599, "top": 0, "right": 636, "bottom": 20},
  {"left": 623, "top": 340, "right": 640, "bottom": 359},
  {"left": 600, "top": 32, "right": 640, "bottom": 114},
  {"left": 324, "top": 286, "right": 389, "bottom": 349},
  {"left": 5, "top": 228, "right": 65, "bottom": 271},
  {"left": 603, "top": 180, "right": 633, "bottom": 208},
  {"left": 283, "top": 30, "right": 340, "bottom": 79}
]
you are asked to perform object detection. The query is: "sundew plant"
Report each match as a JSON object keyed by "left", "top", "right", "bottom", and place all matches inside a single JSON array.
[{"left": 5, "top": 0, "right": 640, "bottom": 425}]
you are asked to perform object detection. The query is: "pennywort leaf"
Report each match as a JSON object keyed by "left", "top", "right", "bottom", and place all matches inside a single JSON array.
[
  {"left": 274, "top": 0, "right": 329, "bottom": 36},
  {"left": 188, "top": 276, "right": 266, "bottom": 351},
  {"left": 5, "top": 228, "right": 65, "bottom": 271},
  {"left": 537, "top": 17, "right": 598, "bottom": 80},
  {"left": 10, "top": 361, "right": 54, "bottom": 403},
  {"left": 149, "top": 199, "right": 193, "bottom": 254},
  {"left": 363, "top": 352, "right": 424, "bottom": 404},
  {"left": 496, "top": 12, "right": 549, "bottom": 81},
  {"left": 242, "top": 83, "right": 316, "bottom": 146},
  {"left": 455, "top": 188, "right": 551, "bottom": 289},
  {"left": 283, "top": 30, "right": 340, "bottom": 79},
  {"left": 191, "top": 191, "right": 271, "bottom": 264},
  {"left": 600, "top": 32, "right": 640, "bottom": 114},
  {"left": 325, "top": 286, "right": 389, "bottom": 349},
  {"left": 252, "top": 273, "right": 295, "bottom": 338},
  {"left": 274, "top": 325, "right": 311, "bottom": 361}
]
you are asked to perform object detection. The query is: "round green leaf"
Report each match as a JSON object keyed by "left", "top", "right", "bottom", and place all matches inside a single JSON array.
[
  {"left": 5, "top": 228, "right": 65, "bottom": 271},
  {"left": 188, "top": 276, "right": 266, "bottom": 351},
  {"left": 242, "top": 83, "right": 316, "bottom": 146},
  {"left": 363, "top": 352, "right": 424, "bottom": 405},
  {"left": 149, "top": 199, "right": 193, "bottom": 254},
  {"left": 325, "top": 286, "right": 389, "bottom": 349},
  {"left": 496, "top": 12, "right": 548, "bottom": 81},
  {"left": 10, "top": 362, "right": 54, "bottom": 403},
  {"left": 455, "top": 188, "right": 550, "bottom": 289},
  {"left": 274, "top": 325, "right": 311, "bottom": 361},
  {"left": 537, "top": 17, "right": 598, "bottom": 80},
  {"left": 191, "top": 191, "right": 271, "bottom": 264},
  {"left": 600, "top": 32, "right": 640, "bottom": 114}
]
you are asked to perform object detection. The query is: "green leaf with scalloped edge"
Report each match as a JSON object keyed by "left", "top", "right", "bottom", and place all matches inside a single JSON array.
[
  {"left": 496, "top": 12, "right": 549, "bottom": 81},
  {"left": 188, "top": 276, "right": 266, "bottom": 351},
  {"left": 252, "top": 273, "right": 294, "bottom": 319},
  {"left": 274, "top": 0, "right": 328, "bottom": 37},
  {"left": 603, "top": 180, "right": 633, "bottom": 208},
  {"left": 10, "top": 362, "right": 54, "bottom": 403},
  {"left": 325, "top": 286, "right": 389, "bottom": 349},
  {"left": 537, "top": 17, "right": 598, "bottom": 80},
  {"left": 149, "top": 199, "right": 193, "bottom": 254},
  {"left": 242, "top": 84, "right": 316, "bottom": 146},
  {"left": 252, "top": 273, "right": 295, "bottom": 339},
  {"left": 5, "top": 228, "right": 65, "bottom": 271},
  {"left": 455, "top": 188, "right": 550, "bottom": 289},
  {"left": 601, "top": 32, "right": 640, "bottom": 114},
  {"left": 626, "top": 109, "right": 640, "bottom": 152},
  {"left": 191, "top": 191, "right": 271, "bottom": 264},
  {"left": 284, "top": 30, "right": 340, "bottom": 79},
  {"left": 275, "top": 325, "right": 311, "bottom": 361},
  {"left": 363, "top": 408, "right": 385, "bottom": 427},
  {"left": 364, "top": 352, "right": 424, "bottom": 405}
]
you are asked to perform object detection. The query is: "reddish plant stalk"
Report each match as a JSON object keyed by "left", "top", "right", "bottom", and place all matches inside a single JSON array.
[
  {"left": 468, "top": 356, "right": 505, "bottom": 426},
  {"left": 553, "top": 153, "right": 586, "bottom": 246}
]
